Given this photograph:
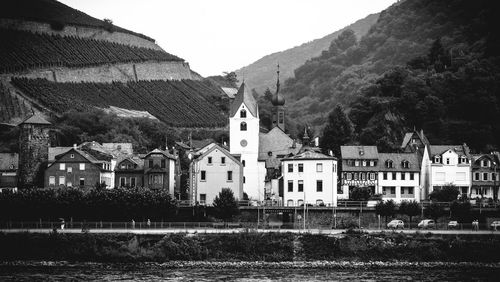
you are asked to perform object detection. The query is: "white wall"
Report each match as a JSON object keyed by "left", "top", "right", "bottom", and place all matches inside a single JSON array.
[
  {"left": 377, "top": 171, "right": 420, "bottom": 203},
  {"left": 282, "top": 159, "right": 337, "bottom": 207},
  {"left": 430, "top": 150, "right": 471, "bottom": 194}
]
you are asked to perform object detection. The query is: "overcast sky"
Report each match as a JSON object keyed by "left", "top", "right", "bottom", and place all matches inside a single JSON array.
[{"left": 60, "top": 0, "right": 396, "bottom": 77}]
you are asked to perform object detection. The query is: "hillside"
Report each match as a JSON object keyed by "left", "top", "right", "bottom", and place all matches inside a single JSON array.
[
  {"left": 284, "top": 0, "right": 500, "bottom": 152},
  {"left": 234, "top": 13, "right": 379, "bottom": 93}
]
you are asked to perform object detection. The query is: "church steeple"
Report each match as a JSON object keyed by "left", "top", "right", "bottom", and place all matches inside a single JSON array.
[{"left": 271, "top": 63, "right": 285, "bottom": 131}]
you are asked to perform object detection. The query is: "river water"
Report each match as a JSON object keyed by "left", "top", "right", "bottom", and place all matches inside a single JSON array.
[{"left": 0, "top": 262, "right": 498, "bottom": 281}]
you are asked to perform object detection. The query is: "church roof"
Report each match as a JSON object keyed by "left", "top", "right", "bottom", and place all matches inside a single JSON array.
[
  {"left": 19, "top": 114, "right": 51, "bottom": 125},
  {"left": 258, "top": 127, "right": 301, "bottom": 161},
  {"left": 229, "top": 82, "right": 258, "bottom": 118}
]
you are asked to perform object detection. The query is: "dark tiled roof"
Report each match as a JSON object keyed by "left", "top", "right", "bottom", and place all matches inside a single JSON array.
[
  {"left": 377, "top": 153, "right": 421, "bottom": 172},
  {"left": 282, "top": 148, "right": 336, "bottom": 161},
  {"left": 341, "top": 146, "right": 378, "bottom": 159},
  {"left": 143, "top": 148, "right": 176, "bottom": 160},
  {"left": 48, "top": 147, "right": 72, "bottom": 162},
  {"left": 258, "top": 127, "right": 301, "bottom": 161},
  {"left": 229, "top": 82, "right": 258, "bottom": 118},
  {"left": 429, "top": 145, "right": 470, "bottom": 157}
]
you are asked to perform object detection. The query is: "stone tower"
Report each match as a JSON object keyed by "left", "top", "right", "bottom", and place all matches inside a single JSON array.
[
  {"left": 18, "top": 114, "right": 51, "bottom": 188},
  {"left": 271, "top": 64, "right": 285, "bottom": 131}
]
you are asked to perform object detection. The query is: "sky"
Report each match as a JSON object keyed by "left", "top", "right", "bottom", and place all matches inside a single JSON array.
[{"left": 60, "top": 0, "right": 397, "bottom": 77}]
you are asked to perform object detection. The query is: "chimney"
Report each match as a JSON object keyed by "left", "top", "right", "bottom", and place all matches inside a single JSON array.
[{"left": 73, "top": 144, "right": 77, "bottom": 149}]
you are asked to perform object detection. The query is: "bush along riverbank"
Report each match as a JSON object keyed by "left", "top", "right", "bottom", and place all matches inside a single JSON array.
[{"left": 1, "top": 231, "right": 500, "bottom": 263}]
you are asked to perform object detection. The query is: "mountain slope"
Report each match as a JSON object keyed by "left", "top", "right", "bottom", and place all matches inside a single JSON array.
[{"left": 234, "top": 13, "right": 379, "bottom": 93}]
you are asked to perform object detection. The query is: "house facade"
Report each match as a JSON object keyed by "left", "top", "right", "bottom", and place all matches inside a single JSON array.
[
  {"left": 189, "top": 143, "right": 243, "bottom": 205},
  {"left": 143, "top": 149, "right": 175, "bottom": 194},
  {"left": 0, "top": 153, "right": 18, "bottom": 189},
  {"left": 282, "top": 149, "right": 337, "bottom": 207},
  {"left": 471, "top": 153, "right": 499, "bottom": 199},
  {"left": 115, "top": 156, "right": 144, "bottom": 188},
  {"left": 377, "top": 153, "right": 420, "bottom": 202},
  {"left": 339, "top": 146, "right": 379, "bottom": 199},
  {"left": 428, "top": 145, "right": 471, "bottom": 197}
]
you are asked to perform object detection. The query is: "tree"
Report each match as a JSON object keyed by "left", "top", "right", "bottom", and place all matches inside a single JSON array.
[
  {"left": 213, "top": 189, "right": 239, "bottom": 221},
  {"left": 320, "top": 105, "right": 353, "bottom": 157},
  {"left": 450, "top": 201, "right": 471, "bottom": 223},
  {"left": 350, "top": 187, "right": 372, "bottom": 201},
  {"left": 425, "top": 203, "right": 445, "bottom": 222},
  {"left": 399, "top": 200, "right": 421, "bottom": 228},
  {"left": 375, "top": 200, "right": 397, "bottom": 223},
  {"left": 429, "top": 185, "right": 459, "bottom": 202}
]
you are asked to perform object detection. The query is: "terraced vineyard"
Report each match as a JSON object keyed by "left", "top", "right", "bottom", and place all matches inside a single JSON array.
[
  {"left": 0, "top": 83, "right": 31, "bottom": 123},
  {"left": 11, "top": 78, "right": 228, "bottom": 128},
  {"left": 0, "top": 29, "right": 182, "bottom": 73}
]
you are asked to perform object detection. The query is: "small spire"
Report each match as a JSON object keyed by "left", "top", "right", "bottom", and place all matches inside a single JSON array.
[
  {"left": 276, "top": 62, "right": 280, "bottom": 94},
  {"left": 303, "top": 126, "right": 310, "bottom": 145}
]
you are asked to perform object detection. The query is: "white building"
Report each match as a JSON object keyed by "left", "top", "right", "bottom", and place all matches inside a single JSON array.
[
  {"left": 377, "top": 153, "right": 421, "bottom": 203},
  {"left": 282, "top": 148, "right": 338, "bottom": 207},
  {"left": 428, "top": 145, "right": 471, "bottom": 196},
  {"left": 189, "top": 143, "right": 243, "bottom": 205},
  {"left": 229, "top": 82, "right": 266, "bottom": 200}
]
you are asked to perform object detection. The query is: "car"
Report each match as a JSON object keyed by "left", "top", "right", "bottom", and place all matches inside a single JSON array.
[
  {"left": 448, "top": 221, "right": 459, "bottom": 229},
  {"left": 418, "top": 219, "right": 436, "bottom": 229},
  {"left": 387, "top": 219, "right": 404, "bottom": 229},
  {"left": 490, "top": 221, "right": 500, "bottom": 230}
]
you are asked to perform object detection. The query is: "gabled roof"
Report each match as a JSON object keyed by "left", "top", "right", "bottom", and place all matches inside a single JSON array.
[
  {"left": 282, "top": 148, "right": 336, "bottom": 161},
  {"left": 341, "top": 146, "right": 378, "bottom": 159},
  {"left": 258, "top": 127, "right": 301, "bottom": 161},
  {"left": 143, "top": 148, "right": 176, "bottom": 160},
  {"left": 193, "top": 143, "right": 242, "bottom": 166},
  {"left": 48, "top": 147, "right": 73, "bottom": 162},
  {"left": 50, "top": 148, "right": 108, "bottom": 171},
  {"left": 401, "top": 129, "right": 430, "bottom": 149},
  {"left": 429, "top": 145, "right": 470, "bottom": 158},
  {"left": 102, "top": 143, "right": 134, "bottom": 156},
  {"left": 19, "top": 114, "right": 51, "bottom": 125},
  {"left": 116, "top": 155, "right": 144, "bottom": 171},
  {"left": 229, "top": 82, "right": 258, "bottom": 118},
  {"left": 221, "top": 87, "right": 238, "bottom": 99},
  {"left": 0, "top": 153, "right": 18, "bottom": 171},
  {"left": 471, "top": 153, "right": 498, "bottom": 168},
  {"left": 378, "top": 153, "right": 421, "bottom": 172}
]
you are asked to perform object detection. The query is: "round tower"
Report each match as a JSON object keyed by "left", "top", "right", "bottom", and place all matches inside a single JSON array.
[{"left": 18, "top": 114, "right": 51, "bottom": 188}]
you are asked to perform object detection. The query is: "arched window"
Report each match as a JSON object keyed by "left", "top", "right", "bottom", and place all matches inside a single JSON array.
[
  {"left": 385, "top": 160, "right": 393, "bottom": 168},
  {"left": 240, "top": 109, "right": 247, "bottom": 118},
  {"left": 401, "top": 160, "right": 410, "bottom": 169},
  {"left": 240, "top": 122, "right": 247, "bottom": 131}
]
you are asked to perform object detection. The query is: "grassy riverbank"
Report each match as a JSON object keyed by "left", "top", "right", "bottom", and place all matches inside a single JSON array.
[{"left": 1, "top": 231, "right": 500, "bottom": 262}]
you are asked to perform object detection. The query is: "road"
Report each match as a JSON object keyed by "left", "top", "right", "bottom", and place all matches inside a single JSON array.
[{"left": 1, "top": 228, "right": 499, "bottom": 235}]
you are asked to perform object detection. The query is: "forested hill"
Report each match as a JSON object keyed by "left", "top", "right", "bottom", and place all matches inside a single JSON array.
[
  {"left": 283, "top": 0, "right": 500, "bottom": 153},
  {"left": 234, "top": 13, "right": 379, "bottom": 93}
]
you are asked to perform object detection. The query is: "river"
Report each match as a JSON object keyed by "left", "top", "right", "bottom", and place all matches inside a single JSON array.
[{"left": 0, "top": 262, "right": 498, "bottom": 281}]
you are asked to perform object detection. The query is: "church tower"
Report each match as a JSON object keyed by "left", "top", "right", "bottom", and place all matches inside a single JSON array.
[
  {"left": 229, "top": 82, "right": 262, "bottom": 200},
  {"left": 18, "top": 114, "right": 51, "bottom": 188},
  {"left": 271, "top": 64, "right": 285, "bottom": 131}
]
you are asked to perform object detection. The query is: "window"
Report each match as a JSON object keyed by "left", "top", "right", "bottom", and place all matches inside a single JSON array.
[
  {"left": 402, "top": 160, "right": 409, "bottom": 168},
  {"left": 316, "top": 163, "right": 323, "bottom": 172},
  {"left": 456, "top": 172, "right": 466, "bottom": 181},
  {"left": 360, "top": 173, "right": 366, "bottom": 181},
  {"left": 354, "top": 173, "right": 358, "bottom": 180},
  {"left": 70, "top": 154, "right": 74, "bottom": 158},
  {"left": 243, "top": 177, "right": 246, "bottom": 183},
  {"left": 346, "top": 173, "right": 352, "bottom": 180},
  {"left": 446, "top": 158, "right": 450, "bottom": 165},
  {"left": 121, "top": 164, "right": 126, "bottom": 169},
  {"left": 200, "top": 194, "right": 206, "bottom": 203},
  {"left": 474, "top": 172, "right": 480, "bottom": 181},
  {"left": 201, "top": 170, "right": 206, "bottom": 181},
  {"left": 59, "top": 163, "right": 65, "bottom": 170},
  {"left": 152, "top": 174, "right": 163, "bottom": 184},
  {"left": 288, "top": 180, "right": 293, "bottom": 192},
  {"left": 161, "top": 159, "right": 166, "bottom": 168},
  {"left": 278, "top": 112, "right": 284, "bottom": 123},
  {"left": 407, "top": 187, "right": 414, "bottom": 195},
  {"left": 242, "top": 160, "right": 245, "bottom": 167},
  {"left": 298, "top": 180, "right": 304, "bottom": 192},
  {"left": 130, "top": 177, "right": 136, "bottom": 187},
  {"left": 435, "top": 172, "right": 445, "bottom": 181},
  {"left": 49, "top": 176, "right": 55, "bottom": 185},
  {"left": 227, "top": 171, "right": 233, "bottom": 181},
  {"left": 482, "top": 160, "right": 489, "bottom": 167},
  {"left": 298, "top": 164, "right": 304, "bottom": 172},
  {"left": 391, "top": 187, "right": 396, "bottom": 194},
  {"left": 67, "top": 182, "right": 72, "bottom": 187},
  {"left": 240, "top": 109, "right": 247, "bottom": 118},
  {"left": 240, "top": 122, "right": 247, "bottom": 131},
  {"left": 79, "top": 178, "right": 85, "bottom": 186},
  {"left": 385, "top": 160, "right": 393, "bottom": 168},
  {"left": 221, "top": 157, "right": 226, "bottom": 165},
  {"left": 333, "top": 164, "right": 337, "bottom": 172},
  {"left": 287, "top": 199, "right": 294, "bottom": 206},
  {"left": 410, "top": 173, "right": 415, "bottom": 180},
  {"left": 208, "top": 157, "right": 212, "bottom": 164},
  {"left": 392, "top": 172, "right": 396, "bottom": 180},
  {"left": 316, "top": 180, "right": 323, "bottom": 192},
  {"left": 369, "top": 161, "right": 375, "bottom": 166},
  {"left": 383, "top": 172, "right": 387, "bottom": 180},
  {"left": 434, "top": 156, "right": 441, "bottom": 163},
  {"left": 149, "top": 160, "right": 154, "bottom": 168},
  {"left": 59, "top": 176, "right": 65, "bottom": 185},
  {"left": 297, "top": 199, "right": 304, "bottom": 206},
  {"left": 354, "top": 160, "right": 360, "bottom": 167},
  {"left": 288, "top": 164, "right": 293, "bottom": 173},
  {"left": 120, "top": 177, "right": 126, "bottom": 187},
  {"left": 401, "top": 173, "right": 405, "bottom": 180},
  {"left": 362, "top": 161, "right": 367, "bottom": 167},
  {"left": 67, "top": 167, "right": 72, "bottom": 173},
  {"left": 369, "top": 173, "right": 375, "bottom": 180},
  {"left": 483, "top": 172, "right": 489, "bottom": 181}
]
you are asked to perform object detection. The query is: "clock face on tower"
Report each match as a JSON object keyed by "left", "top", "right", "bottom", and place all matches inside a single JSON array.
[{"left": 240, "top": 139, "right": 248, "bottom": 147}]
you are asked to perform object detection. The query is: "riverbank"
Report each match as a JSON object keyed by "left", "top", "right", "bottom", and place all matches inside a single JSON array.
[{"left": 1, "top": 231, "right": 500, "bottom": 262}]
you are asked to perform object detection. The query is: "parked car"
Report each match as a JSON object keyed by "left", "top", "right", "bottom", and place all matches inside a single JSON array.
[
  {"left": 448, "top": 221, "right": 459, "bottom": 229},
  {"left": 490, "top": 221, "right": 500, "bottom": 230},
  {"left": 387, "top": 219, "right": 404, "bottom": 229},
  {"left": 418, "top": 219, "right": 436, "bottom": 229}
]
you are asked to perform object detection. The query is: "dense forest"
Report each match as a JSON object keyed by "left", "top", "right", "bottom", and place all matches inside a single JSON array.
[{"left": 279, "top": 0, "right": 500, "bottom": 153}]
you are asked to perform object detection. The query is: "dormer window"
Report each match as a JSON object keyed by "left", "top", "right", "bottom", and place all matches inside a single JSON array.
[
  {"left": 482, "top": 159, "right": 489, "bottom": 167},
  {"left": 401, "top": 160, "right": 410, "bottom": 169},
  {"left": 240, "top": 122, "right": 247, "bottom": 131},
  {"left": 434, "top": 156, "right": 441, "bottom": 164},
  {"left": 240, "top": 109, "right": 247, "bottom": 118},
  {"left": 385, "top": 160, "right": 393, "bottom": 168}
]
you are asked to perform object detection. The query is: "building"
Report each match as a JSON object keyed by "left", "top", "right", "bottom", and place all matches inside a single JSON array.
[
  {"left": 340, "top": 146, "right": 379, "bottom": 199},
  {"left": 17, "top": 114, "right": 51, "bottom": 188},
  {"left": 44, "top": 147, "right": 113, "bottom": 189},
  {"left": 142, "top": 149, "right": 176, "bottom": 193},
  {"left": 377, "top": 153, "right": 421, "bottom": 202},
  {"left": 0, "top": 153, "right": 18, "bottom": 189},
  {"left": 115, "top": 155, "right": 144, "bottom": 188},
  {"left": 428, "top": 144, "right": 471, "bottom": 197},
  {"left": 229, "top": 82, "right": 266, "bottom": 200},
  {"left": 281, "top": 147, "right": 338, "bottom": 206},
  {"left": 189, "top": 143, "right": 243, "bottom": 205},
  {"left": 471, "top": 153, "right": 499, "bottom": 199}
]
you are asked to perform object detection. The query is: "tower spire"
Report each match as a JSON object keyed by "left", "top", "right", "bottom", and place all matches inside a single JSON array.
[{"left": 276, "top": 63, "right": 280, "bottom": 94}]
